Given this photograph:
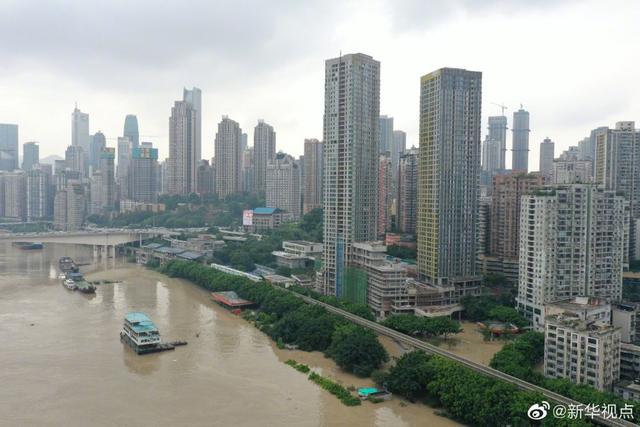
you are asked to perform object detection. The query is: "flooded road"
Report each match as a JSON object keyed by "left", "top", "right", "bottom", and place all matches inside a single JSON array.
[{"left": 0, "top": 242, "right": 460, "bottom": 426}]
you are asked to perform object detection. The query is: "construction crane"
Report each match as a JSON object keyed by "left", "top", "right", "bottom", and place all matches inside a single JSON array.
[{"left": 491, "top": 102, "right": 508, "bottom": 116}]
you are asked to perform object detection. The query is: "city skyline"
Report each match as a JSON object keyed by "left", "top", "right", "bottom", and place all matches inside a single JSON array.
[{"left": 1, "top": 1, "right": 638, "bottom": 165}]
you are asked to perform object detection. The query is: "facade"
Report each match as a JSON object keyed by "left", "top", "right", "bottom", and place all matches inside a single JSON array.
[
  {"left": 397, "top": 147, "right": 418, "bottom": 234},
  {"left": 393, "top": 130, "right": 407, "bottom": 157},
  {"left": 539, "top": 137, "right": 555, "bottom": 180},
  {"left": 246, "top": 207, "right": 292, "bottom": 232},
  {"left": 379, "top": 115, "right": 394, "bottom": 154},
  {"left": 516, "top": 185, "right": 628, "bottom": 330},
  {"left": 544, "top": 313, "right": 620, "bottom": 391},
  {"left": 123, "top": 115, "right": 139, "bottom": 149},
  {"left": 266, "top": 153, "right": 300, "bottom": 219},
  {"left": 241, "top": 149, "right": 253, "bottom": 194},
  {"left": 512, "top": 108, "right": 530, "bottom": 172},
  {"left": 253, "top": 120, "right": 276, "bottom": 194},
  {"left": 303, "top": 138, "right": 323, "bottom": 214},
  {"left": 129, "top": 145, "right": 158, "bottom": 203},
  {"left": 321, "top": 53, "right": 380, "bottom": 297},
  {"left": 0, "top": 124, "right": 18, "bottom": 171},
  {"left": 167, "top": 100, "right": 198, "bottom": 195},
  {"left": 377, "top": 153, "right": 392, "bottom": 237},
  {"left": 22, "top": 142, "right": 39, "bottom": 171},
  {"left": 214, "top": 116, "right": 243, "bottom": 198},
  {"left": 416, "top": 67, "right": 482, "bottom": 307}
]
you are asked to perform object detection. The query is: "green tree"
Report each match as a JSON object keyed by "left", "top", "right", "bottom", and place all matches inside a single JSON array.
[{"left": 326, "top": 324, "right": 388, "bottom": 377}]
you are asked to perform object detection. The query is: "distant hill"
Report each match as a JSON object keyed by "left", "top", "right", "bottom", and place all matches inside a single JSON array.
[{"left": 40, "top": 155, "right": 63, "bottom": 165}]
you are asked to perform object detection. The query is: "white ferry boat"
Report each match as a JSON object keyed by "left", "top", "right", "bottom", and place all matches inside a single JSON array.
[{"left": 120, "top": 312, "right": 162, "bottom": 354}]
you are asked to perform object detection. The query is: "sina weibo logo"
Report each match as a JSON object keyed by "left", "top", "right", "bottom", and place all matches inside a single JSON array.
[{"left": 527, "top": 401, "right": 550, "bottom": 420}]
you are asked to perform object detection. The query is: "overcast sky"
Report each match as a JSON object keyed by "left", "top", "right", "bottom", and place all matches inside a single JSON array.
[{"left": 1, "top": 0, "right": 638, "bottom": 169}]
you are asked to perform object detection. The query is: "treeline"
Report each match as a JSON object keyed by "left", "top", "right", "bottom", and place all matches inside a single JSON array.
[
  {"left": 159, "top": 260, "right": 386, "bottom": 377},
  {"left": 381, "top": 314, "right": 461, "bottom": 338},
  {"left": 489, "top": 332, "right": 639, "bottom": 422},
  {"left": 461, "top": 295, "right": 529, "bottom": 327}
]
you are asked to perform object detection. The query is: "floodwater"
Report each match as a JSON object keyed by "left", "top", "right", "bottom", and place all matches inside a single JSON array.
[{"left": 0, "top": 242, "right": 460, "bottom": 427}]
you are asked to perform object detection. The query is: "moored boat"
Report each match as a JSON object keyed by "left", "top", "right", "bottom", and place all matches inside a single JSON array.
[
  {"left": 63, "top": 279, "right": 76, "bottom": 290},
  {"left": 120, "top": 312, "right": 164, "bottom": 354},
  {"left": 59, "top": 257, "right": 79, "bottom": 273}
]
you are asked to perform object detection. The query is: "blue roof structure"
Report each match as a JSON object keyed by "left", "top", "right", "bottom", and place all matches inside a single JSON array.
[
  {"left": 253, "top": 207, "right": 278, "bottom": 215},
  {"left": 142, "top": 243, "right": 163, "bottom": 249},
  {"left": 155, "top": 246, "right": 185, "bottom": 255},
  {"left": 125, "top": 312, "right": 158, "bottom": 333}
]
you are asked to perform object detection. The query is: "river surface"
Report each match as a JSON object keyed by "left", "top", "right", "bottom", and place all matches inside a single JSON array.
[{"left": 0, "top": 242, "right": 461, "bottom": 427}]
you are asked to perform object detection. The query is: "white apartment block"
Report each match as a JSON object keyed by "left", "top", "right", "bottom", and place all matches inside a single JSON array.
[
  {"left": 544, "top": 313, "right": 620, "bottom": 391},
  {"left": 517, "top": 185, "right": 628, "bottom": 330},
  {"left": 266, "top": 153, "right": 300, "bottom": 219}
]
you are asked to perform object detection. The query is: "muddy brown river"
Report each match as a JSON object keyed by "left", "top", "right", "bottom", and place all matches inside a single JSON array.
[{"left": 0, "top": 242, "right": 461, "bottom": 426}]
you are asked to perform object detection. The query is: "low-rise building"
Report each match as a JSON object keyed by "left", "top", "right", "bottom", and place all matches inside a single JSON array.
[
  {"left": 119, "top": 200, "right": 166, "bottom": 213},
  {"left": 245, "top": 207, "right": 293, "bottom": 232},
  {"left": 544, "top": 313, "right": 621, "bottom": 391},
  {"left": 169, "top": 235, "right": 225, "bottom": 257}
]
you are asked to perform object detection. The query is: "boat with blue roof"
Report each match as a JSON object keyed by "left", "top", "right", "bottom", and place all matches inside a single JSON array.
[{"left": 120, "top": 312, "right": 187, "bottom": 355}]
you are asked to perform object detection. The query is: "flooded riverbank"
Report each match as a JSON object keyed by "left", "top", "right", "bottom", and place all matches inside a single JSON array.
[{"left": 0, "top": 242, "right": 461, "bottom": 426}]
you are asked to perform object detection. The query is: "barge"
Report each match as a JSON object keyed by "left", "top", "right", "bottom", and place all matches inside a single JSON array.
[
  {"left": 120, "top": 312, "right": 187, "bottom": 355},
  {"left": 13, "top": 242, "right": 44, "bottom": 250},
  {"left": 59, "top": 257, "right": 79, "bottom": 273}
]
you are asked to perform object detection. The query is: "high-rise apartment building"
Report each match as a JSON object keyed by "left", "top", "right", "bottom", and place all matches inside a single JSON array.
[
  {"left": 516, "top": 185, "right": 628, "bottom": 330},
  {"left": 417, "top": 68, "right": 482, "bottom": 301},
  {"left": 22, "top": 142, "right": 39, "bottom": 171},
  {"left": 54, "top": 180, "right": 86, "bottom": 231},
  {"left": 253, "top": 120, "right": 276, "bottom": 194},
  {"left": 512, "top": 108, "right": 530, "bottom": 172},
  {"left": 393, "top": 130, "right": 407, "bottom": 156},
  {"left": 303, "top": 139, "right": 323, "bottom": 214},
  {"left": 196, "top": 159, "right": 215, "bottom": 196},
  {"left": 214, "top": 116, "right": 242, "bottom": 198},
  {"left": 99, "top": 147, "right": 116, "bottom": 212},
  {"left": 377, "top": 153, "right": 392, "bottom": 237},
  {"left": 241, "top": 148, "right": 253, "bottom": 194},
  {"left": 321, "top": 53, "right": 380, "bottom": 298},
  {"left": 65, "top": 145, "right": 86, "bottom": 177},
  {"left": 71, "top": 106, "right": 90, "bottom": 171},
  {"left": 539, "top": 137, "right": 555, "bottom": 180},
  {"left": 379, "top": 116, "right": 394, "bottom": 154},
  {"left": 183, "top": 87, "right": 202, "bottom": 165},
  {"left": 26, "top": 166, "right": 51, "bottom": 220},
  {"left": 0, "top": 124, "right": 19, "bottom": 171},
  {"left": 481, "top": 135, "right": 501, "bottom": 174},
  {"left": 553, "top": 146, "right": 593, "bottom": 184},
  {"left": 488, "top": 116, "right": 507, "bottom": 170},
  {"left": 480, "top": 172, "right": 545, "bottom": 282},
  {"left": 123, "top": 115, "right": 139, "bottom": 149},
  {"left": 167, "top": 100, "right": 198, "bottom": 195},
  {"left": 266, "top": 153, "right": 300, "bottom": 219},
  {"left": 593, "top": 122, "right": 640, "bottom": 260},
  {"left": 129, "top": 145, "right": 158, "bottom": 203},
  {"left": 0, "top": 171, "right": 26, "bottom": 220},
  {"left": 398, "top": 147, "right": 418, "bottom": 234},
  {"left": 90, "top": 131, "right": 106, "bottom": 172},
  {"left": 117, "top": 136, "right": 132, "bottom": 200}
]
